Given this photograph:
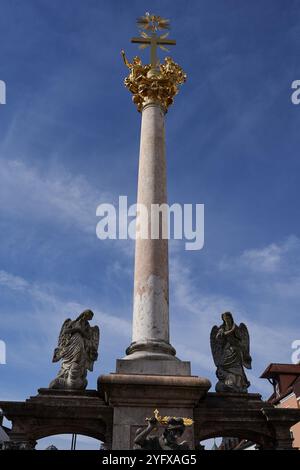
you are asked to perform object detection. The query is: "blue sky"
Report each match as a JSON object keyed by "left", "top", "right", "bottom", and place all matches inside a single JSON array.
[{"left": 1, "top": 0, "right": 300, "bottom": 449}]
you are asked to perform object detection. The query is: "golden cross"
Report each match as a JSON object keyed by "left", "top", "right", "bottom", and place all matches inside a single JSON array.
[{"left": 131, "top": 13, "right": 176, "bottom": 68}]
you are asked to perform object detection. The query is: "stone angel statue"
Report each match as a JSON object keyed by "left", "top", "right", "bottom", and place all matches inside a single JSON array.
[
  {"left": 210, "top": 312, "right": 252, "bottom": 393},
  {"left": 49, "top": 309, "right": 99, "bottom": 390}
]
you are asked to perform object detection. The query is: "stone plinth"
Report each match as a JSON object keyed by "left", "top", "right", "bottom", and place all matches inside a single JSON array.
[
  {"left": 116, "top": 357, "right": 191, "bottom": 375},
  {"left": 98, "top": 373, "right": 211, "bottom": 450}
]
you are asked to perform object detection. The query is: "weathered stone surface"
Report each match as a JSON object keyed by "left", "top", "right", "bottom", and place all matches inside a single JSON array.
[
  {"left": 134, "top": 415, "right": 190, "bottom": 450},
  {"left": 0, "top": 389, "right": 112, "bottom": 449},
  {"left": 210, "top": 312, "right": 252, "bottom": 393},
  {"left": 194, "top": 392, "right": 300, "bottom": 449},
  {"left": 116, "top": 358, "right": 191, "bottom": 375},
  {"left": 49, "top": 310, "right": 100, "bottom": 390},
  {"left": 98, "top": 373, "right": 211, "bottom": 450},
  {"left": 120, "top": 102, "right": 191, "bottom": 374},
  {"left": 1, "top": 384, "right": 300, "bottom": 449},
  {"left": 130, "top": 104, "right": 170, "bottom": 361}
]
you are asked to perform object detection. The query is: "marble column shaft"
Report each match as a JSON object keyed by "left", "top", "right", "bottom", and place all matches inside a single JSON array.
[{"left": 126, "top": 102, "right": 175, "bottom": 359}]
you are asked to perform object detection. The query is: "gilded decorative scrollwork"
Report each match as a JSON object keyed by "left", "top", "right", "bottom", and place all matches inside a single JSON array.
[{"left": 122, "top": 51, "right": 186, "bottom": 112}]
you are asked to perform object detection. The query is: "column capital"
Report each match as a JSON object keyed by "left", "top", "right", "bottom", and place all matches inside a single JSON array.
[{"left": 123, "top": 56, "right": 186, "bottom": 112}]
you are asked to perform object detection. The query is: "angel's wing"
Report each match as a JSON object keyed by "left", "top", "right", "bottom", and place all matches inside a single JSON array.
[
  {"left": 238, "top": 323, "right": 252, "bottom": 369},
  {"left": 52, "top": 318, "right": 72, "bottom": 362},
  {"left": 86, "top": 325, "right": 100, "bottom": 371},
  {"left": 91, "top": 325, "right": 100, "bottom": 353},
  {"left": 210, "top": 325, "right": 223, "bottom": 367}
]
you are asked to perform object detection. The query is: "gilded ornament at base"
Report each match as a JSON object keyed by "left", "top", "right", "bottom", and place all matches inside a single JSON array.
[{"left": 146, "top": 408, "right": 193, "bottom": 426}]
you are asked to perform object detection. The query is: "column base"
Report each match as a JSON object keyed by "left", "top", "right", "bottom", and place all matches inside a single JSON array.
[
  {"left": 126, "top": 339, "right": 177, "bottom": 357},
  {"left": 116, "top": 358, "right": 191, "bottom": 376},
  {"left": 118, "top": 339, "right": 191, "bottom": 375}
]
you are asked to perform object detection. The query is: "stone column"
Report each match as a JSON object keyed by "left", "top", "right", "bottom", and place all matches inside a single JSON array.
[
  {"left": 126, "top": 102, "right": 174, "bottom": 360},
  {"left": 116, "top": 55, "right": 189, "bottom": 375},
  {"left": 117, "top": 101, "right": 189, "bottom": 374}
]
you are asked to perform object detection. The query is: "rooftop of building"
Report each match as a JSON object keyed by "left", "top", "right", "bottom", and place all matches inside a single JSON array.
[{"left": 261, "top": 362, "right": 300, "bottom": 405}]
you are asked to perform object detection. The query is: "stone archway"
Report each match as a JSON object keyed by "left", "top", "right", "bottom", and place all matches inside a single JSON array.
[
  {"left": 36, "top": 432, "right": 104, "bottom": 450},
  {"left": 193, "top": 392, "right": 298, "bottom": 450},
  {"left": 0, "top": 389, "right": 113, "bottom": 450},
  {"left": 197, "top": 427, "right": 275, "bottom": 450},
  {"left": 26, "top": 423, "right": 107, "bottom": 445}
]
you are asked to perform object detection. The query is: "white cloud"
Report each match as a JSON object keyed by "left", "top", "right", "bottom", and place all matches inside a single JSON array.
[
  {"left": 1, "top": 235, "right": 299, "bottom": 400},
  {"left": 239, "top": 243, "right": 283, "bottom": 273},
  {"left": 216, "top": 237, "right": 300, "bottom": 325},
  {"left": 169, "top": 254, "right": 297, "bottom": 397},
  {"left": 0, "top": 269, "right": 131, "bottom": 373},
  {"left": 273, "top": 276, "right": 300, "bottom": 298},
  {"left": 0, "top": 159, "right": 111, "bottom": 235},
  {"left": 219, "top": 235, "right": 300, "bottom": 274},
  {"left": 0, "top": 270, "right": 29, "bottom": 291}
]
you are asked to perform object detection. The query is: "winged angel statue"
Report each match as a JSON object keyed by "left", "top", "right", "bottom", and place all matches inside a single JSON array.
[
  {"left": 49, "top": 309, "right": 99, "bottom": 390},
  {"left": 210, "top": 312, "right": 252, "bottom": 393}
]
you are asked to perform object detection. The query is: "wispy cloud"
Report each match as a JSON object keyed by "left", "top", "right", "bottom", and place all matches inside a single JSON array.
[
  {"left": 0, "top": 158, "right": 111, "bottom": 235},
  {"left": 0, "top": 270, "right": 29, "bottom": 291},
  {"left": 169, "top": 250, "right": 298, "bottom": 396},
  {"left": 219, "top": 235, "right": 300, "bottom": 274},
  {"left": 0, "top": 269, "right": 131, "bottom": 377}
]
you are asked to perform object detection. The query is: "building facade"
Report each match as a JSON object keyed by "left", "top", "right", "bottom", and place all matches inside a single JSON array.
[{"left": 260, "top": 363, "right": 300, "bottom": 449}]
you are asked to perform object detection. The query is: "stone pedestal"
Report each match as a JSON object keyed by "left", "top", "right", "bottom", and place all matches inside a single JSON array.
[
  {"left": 116, "top": 358, "right": 191, "bottom": 376},
  {"left": 98, "top": 373, "right": 211, "bottom": 450}
]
